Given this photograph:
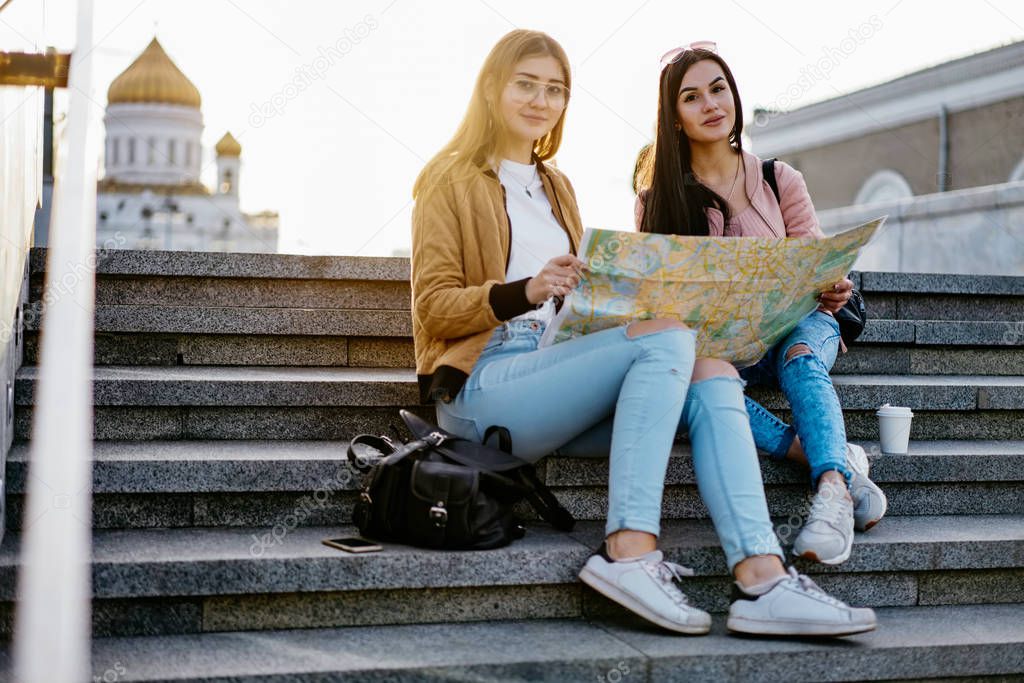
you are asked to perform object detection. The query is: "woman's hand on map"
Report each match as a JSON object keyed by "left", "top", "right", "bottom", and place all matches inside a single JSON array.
[
  {"left": 817, "top": 277, "right": 854, "bottom": 314},
  {"left": 526, "top": 255, "right": 588, "bottom": 304}
]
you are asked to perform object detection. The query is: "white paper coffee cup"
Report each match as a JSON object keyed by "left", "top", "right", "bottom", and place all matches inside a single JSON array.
[{"left": 876, "top": 403, "right": 913, "bottom": 454}]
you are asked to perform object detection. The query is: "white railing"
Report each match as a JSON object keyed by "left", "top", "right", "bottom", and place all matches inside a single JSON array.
[{"left": 13, "top": 1, "right": 97, "bottom": 680}]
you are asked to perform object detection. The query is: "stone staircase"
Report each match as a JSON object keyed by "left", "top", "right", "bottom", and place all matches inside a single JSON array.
[{"left": 1, "top": 247, "right": 1022, "bottom": 681}]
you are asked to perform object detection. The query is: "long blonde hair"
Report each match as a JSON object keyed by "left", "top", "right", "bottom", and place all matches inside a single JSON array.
[{"left": 412, "top": 29, "right": 571, "bottom": 199}]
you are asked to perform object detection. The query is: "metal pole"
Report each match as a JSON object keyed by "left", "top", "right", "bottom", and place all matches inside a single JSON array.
[{"left": 13, "top": 0, "right": 97, "bottom": 679}]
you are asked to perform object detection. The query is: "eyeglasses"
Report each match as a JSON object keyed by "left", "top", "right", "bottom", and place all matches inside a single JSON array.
[
  {"left": 660, "top": 41, "right": 718, "bottom": 66},
  {"left": 506, "top": 78, "right": 570, "bottom": 108}
]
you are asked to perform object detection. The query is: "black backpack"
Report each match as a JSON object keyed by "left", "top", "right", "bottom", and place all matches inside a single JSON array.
[
  {"left": 762, "top": 157, "right": 867, "bottom": 346},
  {"left": 348, "top": 410, "right": 575, "bottom": 550}
]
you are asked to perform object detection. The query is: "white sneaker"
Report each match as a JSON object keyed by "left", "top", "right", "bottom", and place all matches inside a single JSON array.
[
  {"left": 846, "top": 443, "right": 888, "bottom": 531},
  {"left": 578, "top": 544, "right": 711, "bottom": 634},
  {"left": 727, "top": 567, "right": 877, "bottom": 637},
  {"left": 793, "top": 480, "right": 855, "bottom": 565}
]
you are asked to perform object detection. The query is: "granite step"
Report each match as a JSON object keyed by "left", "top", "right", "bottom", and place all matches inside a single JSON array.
[
  {"left": 832, "top": 345, "right": 1024, "bottom": 376},
  {"left": 859, "top": 272, "right": 1024, "bottom": 296},
  {"left": 12, "top": 369, "right": 1024, "bottom": 442},
  {"left": 31, "top": 248, "right": 1024, "bottom": 297},
  {"left": 24, "top": 305, "right": 414, "bottom": 337},
  {"left": 858, "top": 272, "right": 1024, "bottom": 322},
  {"left": 23, "top": 308, "right": 1024, "bottom": 349},
  {"left": 11, "top": 367, "right": 1024, "bottom": 443},
  {"left": 14, "top": 366, "right": 1024, "bottom": 410},
  {"left": 20, "top": 331, "right": 1023, "bottom": 375},
  {"left": 29, "top": 246, "right": 410, "bottom": 281},
  {"left": 14, "top": 403, "right": 1023, "bottom": 442},
  {"left": 863, "top": 292, "right": 1024, "bottom": 322},
  {"left": 34, "top": 278, "right": 1024, "bottom": 322},
  {"left": 0, "top": 516, "right": 1020, "bottom": 639},
  {"left": 22, "top": 332, "right": 415, "bottom": 368},
  {"left": 38, "top": 604, "right": 1023, "bottom": 683},
  {"left": 5, "top": 441, "right": 1024, "bottom": 530},
  {"left": 28, "top": 249, "right": 1024, "bottom": 321},
  {"left": 43, "top": 275, "right": 412, "bottom": 311},
  {"left": 856, "top": 320, "right": 1024, "bottom": 346}
]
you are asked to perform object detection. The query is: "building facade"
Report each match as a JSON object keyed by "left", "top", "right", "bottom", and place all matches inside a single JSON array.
[
  {"left": 749, "top": 40, "right": 1024, "bottom": 210},
  {"left": 749, "top": 40, "right": 1024, "bottom": 275}
]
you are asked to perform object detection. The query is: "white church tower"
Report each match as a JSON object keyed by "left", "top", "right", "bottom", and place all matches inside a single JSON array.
[
  {"left": 96, "top": 37, "right": 278, "bottom": 253},
  {"left": 215, "top": 132, "right": 242, "bottom": 198}
]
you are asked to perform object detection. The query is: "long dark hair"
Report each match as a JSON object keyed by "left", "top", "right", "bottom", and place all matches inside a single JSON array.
[{"left": 637, "top": 49, "right": 744, "bottom": 236}]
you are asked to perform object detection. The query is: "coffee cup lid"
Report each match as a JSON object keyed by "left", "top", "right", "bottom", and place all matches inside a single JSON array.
[{"left": 876, "top": 403, "right": 914, "bottom": 417}]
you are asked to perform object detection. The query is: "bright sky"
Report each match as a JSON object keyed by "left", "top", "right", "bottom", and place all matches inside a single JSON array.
[{"left": 7, "top": 0, "right": 1023, "bottom": 255}]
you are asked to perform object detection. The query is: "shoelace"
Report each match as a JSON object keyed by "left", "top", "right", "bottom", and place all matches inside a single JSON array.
[
  {"left": 783, "top": 567, "right": 848, "bottom": 608},
  {"left": 643, "top": 560, "right": 695, "bottom": 607},
  {"left": 808, "top": 486, "right": 851, "bottom": 527}
]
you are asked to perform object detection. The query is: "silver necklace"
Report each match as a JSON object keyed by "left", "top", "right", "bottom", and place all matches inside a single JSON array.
[{"left": 503, "top": 163, "right": 539, "bottom": 198}]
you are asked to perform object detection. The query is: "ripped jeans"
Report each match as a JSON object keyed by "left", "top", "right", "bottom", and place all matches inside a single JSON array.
[
  {"left": 741, "top": 310, "right": 850, "bottom": 487},
  {"left": 436, "top": 320, "right": 784, "bottom": 571}
]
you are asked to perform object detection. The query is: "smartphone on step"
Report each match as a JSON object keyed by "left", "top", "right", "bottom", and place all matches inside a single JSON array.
[{"left": 322, "top": 536, "right": 383, "bottom": 553}]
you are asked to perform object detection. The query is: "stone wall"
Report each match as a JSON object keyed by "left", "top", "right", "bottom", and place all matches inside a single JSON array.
[
  {"left": 779, "top": 96, "right": 1024, "bottom": 210},
  {"left": 819, "top": 180, "right": 1024, "bottom": 275}
]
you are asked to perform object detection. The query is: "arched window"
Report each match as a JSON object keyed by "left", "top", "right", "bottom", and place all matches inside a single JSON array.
[
  {"left": 854, "top": 170, "right": 914, "bottom": 205},
  {"left": 128, "top": 138, "right": 136, "bottom": 164},
  {"left": 168, "top": 139, "right": 176, "bottom": 166},
  {"left": 185, "top": 141, "right": 192, "bottom": 168},
  {"left": 147, "top": 137, "right": 156, "bottom": 165},
  {"left": 220, "top": 169, "right": 233, "bottom": 194},
  {"left": 1010, "top": 157, "right": 1024, "bottom": 183},
  {"left": 111, "top": 138, "right": 119, "bottom": 165}
]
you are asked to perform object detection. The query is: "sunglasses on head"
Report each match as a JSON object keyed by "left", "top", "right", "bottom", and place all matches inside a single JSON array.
[{"left": 660, "top": 41, "right": 718, "bottom": 66}]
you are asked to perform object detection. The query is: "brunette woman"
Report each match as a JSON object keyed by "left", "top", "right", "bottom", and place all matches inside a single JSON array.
[{"left": 636, "top": 42, "right": 887, "bottom": 570}]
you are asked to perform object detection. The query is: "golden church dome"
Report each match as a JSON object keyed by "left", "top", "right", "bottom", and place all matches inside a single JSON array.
[
  {"left": 107, "top": 37, "right": 201, "bottom": 108},
  {"left": 215, "top": 132, "right": 242, "bottom": 157}
]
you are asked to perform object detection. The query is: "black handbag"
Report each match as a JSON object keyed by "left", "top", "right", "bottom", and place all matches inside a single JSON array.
[
  {"left": 347, "top": 410, "right": 575, "bottom": 550},
  {"left": 834, "top": 287, "right": 866, "bottom": 345},
  {"left": 763, "top": 158, "right": 867, "bottom": 346}
]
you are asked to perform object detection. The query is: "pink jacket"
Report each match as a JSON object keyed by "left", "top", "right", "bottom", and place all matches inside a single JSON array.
[{"left": 634, "top": 149, "right": 824, "bottom": 239}]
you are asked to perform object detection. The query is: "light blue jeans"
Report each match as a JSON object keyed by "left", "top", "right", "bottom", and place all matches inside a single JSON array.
[
  {"left": 741, "top": 310, "right": 851, "bottom": 487},
  {"left": 436, "top": 320, "right": 785, "bottom": 570}
]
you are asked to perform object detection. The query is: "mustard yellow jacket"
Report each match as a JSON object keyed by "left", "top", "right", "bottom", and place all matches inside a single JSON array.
[{"left": 411, "top": 158, "right": 584, "bottom": 404}]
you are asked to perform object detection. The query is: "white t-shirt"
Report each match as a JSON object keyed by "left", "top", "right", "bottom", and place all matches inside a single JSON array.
[{"left": 498, "top": 159, "right": 570, "bottom": 324}]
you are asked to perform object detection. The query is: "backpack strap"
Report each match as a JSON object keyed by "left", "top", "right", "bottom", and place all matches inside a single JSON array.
[
  {"left": 516, "top": 464, "right": 576, "bottom": 531},
  {"left": 346, "top": 434, "right": 397, "bottom": 472},
  {"left": 484, "top": 425, "right": 576, "bottom": 532},
  {"left": 762, "top": 158, "right": 780, "bottom": 205}
]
